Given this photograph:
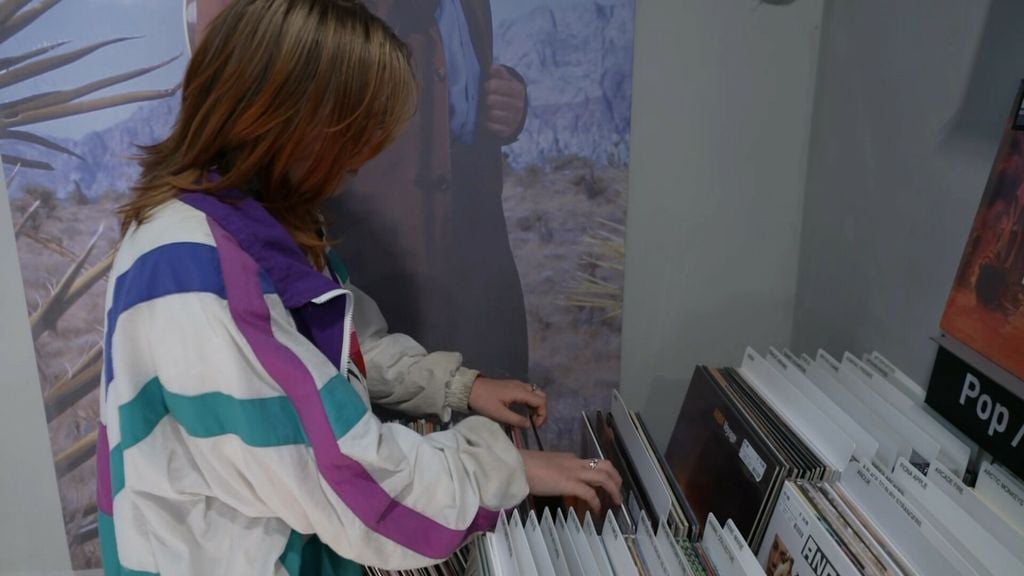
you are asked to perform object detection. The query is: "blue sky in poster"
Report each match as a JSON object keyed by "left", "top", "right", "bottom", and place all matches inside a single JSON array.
[
  {"left": 2, "top": 0, "right": 188, "bottom": 139},
  {"left": 491, "top": 0, "right": 605, "bottom": 24},
  {"left": 2, "top": 0, "right": 617, "bottom": 139}
]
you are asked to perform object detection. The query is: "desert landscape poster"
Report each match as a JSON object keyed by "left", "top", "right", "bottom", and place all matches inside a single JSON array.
[{"left": 1, "top": 0, "right": 635, "bottom": 568}]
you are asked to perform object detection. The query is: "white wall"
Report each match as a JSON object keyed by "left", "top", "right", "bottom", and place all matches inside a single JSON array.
[
  {"left": 792, "top": 0, "right": 1022, "bottom": 385},
  {"left": 621, "top": 0, "right": 825, "bottom": 447},
  {"left": 0, "top": 173, "right": 73, "bottom": 574}
]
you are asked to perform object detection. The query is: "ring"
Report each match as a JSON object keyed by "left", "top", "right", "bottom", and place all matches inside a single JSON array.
[
  {"left": 530, "top": 383, "right": 538, "bottom": 393},
  {"left": 589, "top": 458, "right": 600, "bottom": 470}
]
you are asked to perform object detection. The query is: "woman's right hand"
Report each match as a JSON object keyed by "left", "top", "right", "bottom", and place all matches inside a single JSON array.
[{"left": 519, "top": 450, "right": 623, "bottom": 511}]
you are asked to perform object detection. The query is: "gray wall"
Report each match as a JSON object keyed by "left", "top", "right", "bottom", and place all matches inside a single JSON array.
[
  {"left": 792, "top": 0, "right": 1024, "bottom": 385},
  {"left": 621, "top": 0, "right": 825, "bottom": 447},
  {"left": 0, "top": 173, "right": 73, "bottom": 574}
]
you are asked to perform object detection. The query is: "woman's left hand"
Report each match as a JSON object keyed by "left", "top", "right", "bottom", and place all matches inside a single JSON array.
[{"left": 468, "top": 377, "right": 547, "bottom": 428}]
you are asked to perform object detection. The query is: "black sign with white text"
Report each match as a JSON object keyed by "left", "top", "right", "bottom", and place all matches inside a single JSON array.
[{"left": 927, "top": 347, "right": 1024, "bottom": 479}]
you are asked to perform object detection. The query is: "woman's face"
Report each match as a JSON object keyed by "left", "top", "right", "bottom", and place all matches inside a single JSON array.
[{"left": 765, "top": 535, "right": 793, "bottom": 576}]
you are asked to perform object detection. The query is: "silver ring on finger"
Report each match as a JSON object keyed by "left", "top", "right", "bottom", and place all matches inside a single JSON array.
[
  {"left": 530, "top": 383, "right": 538, "bottom": 393},
  {"left": 589, "top": 458, "right": 600, "bottom": 470}
]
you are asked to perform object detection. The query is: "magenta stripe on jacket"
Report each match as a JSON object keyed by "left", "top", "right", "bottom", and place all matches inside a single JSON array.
[
  {"left": 96, "top": 423, "right": 113, "bottom": 516},
  {"left": 208, "top": 219, "right": 497, "bottom": 560}
]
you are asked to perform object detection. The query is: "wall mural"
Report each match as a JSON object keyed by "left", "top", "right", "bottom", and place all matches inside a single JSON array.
[{"left": 0, "top": 0, "right": 635, "bottom": 568}]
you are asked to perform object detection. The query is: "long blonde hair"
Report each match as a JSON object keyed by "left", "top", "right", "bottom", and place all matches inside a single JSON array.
[{"left": 120, "top": 0, "right": 416, "bottom": 267}]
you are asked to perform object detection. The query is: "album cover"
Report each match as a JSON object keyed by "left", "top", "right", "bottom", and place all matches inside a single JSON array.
[
  {"left": 714, "top": 367, "right": 797, "bottom": 548},
  {"left": 941, "top": 80, "right": 1024, "bottom": 382},
  {"left": 757, "top": 482, "right": 863, "bottom": 576},
  {"left": 664, "top": 366, "right": 784, "bottom": 544}
]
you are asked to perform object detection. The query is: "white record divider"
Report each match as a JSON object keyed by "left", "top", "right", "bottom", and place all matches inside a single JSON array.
[
  {"left": 611, "top": 389, "right": 674, "bottom": 526},
  {"left": 864, "top": 351, "right": 983, "bottom": 470},
  {"left": 655, "top": 519, "right": 689, "bottom": 576},
  {"left": 890, "top": 459, "right": 991, "bottom": 576},
  {"left": 566, "top": 510, "right": 602, "bottom": 576},
  {"left": 602, "top": 511, "right": 641, "bottom": 576},
  {"left": 507, "top": 510, "right": 540, "bottom": 576},
  {"left": 524, "top": 511, "right": 557, "bottom": 576},
  {"left": 767, "top": 347, "right": 879, "bottom": 465},
  {"left": 843, "top": 352, "right": 972, "bottom": 478},
  {"left": 840, "top": 460, "right": 974, "bottom": 575},
  {"left": 494, "top": 512, "right": 520, "bottom": 576},
  {"left": 819, "top": 349, "right": 941, "bottom": 467},
  {"left": 701, "top": 513, "right": 740, "bottom": 576},
  {"left": 869, "top": 351, "right": 928, "bottom": 404},
  {"left": 803, "top": 357, "right": 905, "bottom": 470},
  {"left": 926, "top": 461, "right": 1024, "bottom": 563},
  {"left": 740, "top": 348, "right": 855, "bottom": 472},
  {"left": 583, "top": 512, "right": 615, "bottom": 576},
  {"left": 636, "top": 512, "right": 671, "bottom": 576},
  {"left": 722, "top": 518, "right": 762, "bottom": 576},
  {"left": 539, "top": 509, "right": 574, "bottom": 576},
  {"left": 976, "top": 461, "right": 1024, "bottom": 534},
  {"left": 555, "top": 510, "right": 587, "bottom": 576}
]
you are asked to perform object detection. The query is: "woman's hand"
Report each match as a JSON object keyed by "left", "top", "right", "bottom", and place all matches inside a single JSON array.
[
  {"left": 468, "top": 377, "right": 547, "bottom": 428},
  {"left": 520, "top": 450, "right": 623, "bottom": 512}
]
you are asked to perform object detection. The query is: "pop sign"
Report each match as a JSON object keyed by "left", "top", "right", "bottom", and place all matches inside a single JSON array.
[{"left": 927, "top": 346, "right": 1024, "bottom": 479}]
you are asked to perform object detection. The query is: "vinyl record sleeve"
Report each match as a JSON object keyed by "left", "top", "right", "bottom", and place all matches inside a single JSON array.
[{"left": 664, "top": 366, "right": 784, "bottom": 543}]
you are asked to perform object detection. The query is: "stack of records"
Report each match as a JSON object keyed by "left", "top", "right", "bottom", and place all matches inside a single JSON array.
[
  {"left": 664, "top": 349, "right": 853, "bottom": 553},
  {"left": 473, "top": 507, "right": 701, "bottom": 576},
  {"left": 665, "top": 346, "right": 1023, "bottom": 576},
  {"left": 366, "top": 392, "right": 736, "bottom": 575},
  {"left": 364, "top": 345, "right": 1024, "bottom": 575}
]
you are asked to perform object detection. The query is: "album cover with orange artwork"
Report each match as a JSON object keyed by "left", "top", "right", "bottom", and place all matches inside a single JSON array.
[{"left": 940, "top": 80, "right": 1024, "bottom": 382}]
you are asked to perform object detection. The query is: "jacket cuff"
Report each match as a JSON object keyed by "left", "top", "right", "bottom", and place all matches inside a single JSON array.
[{"left": 445, "top": 367, "right": 479, "bottom": 415}]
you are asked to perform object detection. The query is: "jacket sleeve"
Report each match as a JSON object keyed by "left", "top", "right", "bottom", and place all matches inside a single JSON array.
[
  {"left": 348, "top": 282, "right": 479, "bottom": 421},
  {"left": 144, "top": 248, "right": 527, "bottom": 569}
]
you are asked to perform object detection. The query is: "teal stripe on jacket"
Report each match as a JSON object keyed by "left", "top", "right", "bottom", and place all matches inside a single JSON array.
[{"left": 110, "top": 373, "right": 366, "bottom": 501}]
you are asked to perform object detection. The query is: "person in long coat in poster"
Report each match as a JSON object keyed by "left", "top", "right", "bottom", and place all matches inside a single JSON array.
[
  {"left": 194, "top": 0, "right": 530, "bottom": 381},
  {"left": 324, "top": 0, "right": 531, "bottom": 382}
]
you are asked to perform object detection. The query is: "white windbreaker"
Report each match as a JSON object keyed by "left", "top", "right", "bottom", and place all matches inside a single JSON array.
[{"left": 96, "top": 194, "right": 528, "bottom": 576}]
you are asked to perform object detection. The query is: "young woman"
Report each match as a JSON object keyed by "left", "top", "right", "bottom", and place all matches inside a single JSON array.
[{"left": 98, "top": 1, "right": 621, "bottom": 575}]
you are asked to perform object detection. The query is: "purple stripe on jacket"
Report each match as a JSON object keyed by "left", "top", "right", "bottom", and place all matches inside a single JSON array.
[{"left": 206, "top": 211, "right": 497, "bottom": 559}]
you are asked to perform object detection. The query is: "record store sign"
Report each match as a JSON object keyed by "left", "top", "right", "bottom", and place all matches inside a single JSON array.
[{"left": 927, "top": 347, "right": 1024, "bottom": 478}]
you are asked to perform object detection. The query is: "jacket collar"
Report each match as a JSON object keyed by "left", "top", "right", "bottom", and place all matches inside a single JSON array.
[{"left": 179, "top": 191, "right": 340, "bottom": 310}]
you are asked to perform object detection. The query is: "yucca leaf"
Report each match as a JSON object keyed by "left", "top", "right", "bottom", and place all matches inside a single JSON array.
[
  {"left": 70, "top": 518, "right": 98, "bottom": 546},
  {"left": 21, "top": 229, "right": 77, "bottom": 259},
  {"left": 3, "top": 83, "right": 179, "bottom": 129},
  {"left": 1, "top": 129, "right": 83, "bottom": 160},
  {"left": 65, "top": 501, "right": 98, "bottom": 529},
  {"left": 44, "top": 342, "right": 101, "bottom": 422},
  {"left": 0, "top": 39, "right": 67, "bottom": 71},
  {"left": 1, "top": 152, "right": 51, "bottom": 170},
  {"left": 30, "top": 225, "right": 102, "bottom": 339},
  {"left": 0, "top": 35, "right": 137, "bottom": 90},
  {"left": 61, "top": 248, "right": 114, "bottom": 313},
  {"left": 0, "top": 0, "right": 60, "bottom": 44},
  {"left": 0, "top": 0, "right": 35, "bottom": 26},
  {"left": 12, "top": 198, "right": 39, "bottom": 237},
  {"left": 1, "top": 53, "right": 180, "bottom": 118},
  {"left": 54, "top": 429, "right": 96, "bottom": 478}
]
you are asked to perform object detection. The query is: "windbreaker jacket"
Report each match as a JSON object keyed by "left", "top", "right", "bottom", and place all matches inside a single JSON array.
[{"left": 96, "top": 193, "right": 528, "bottom": 576}]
